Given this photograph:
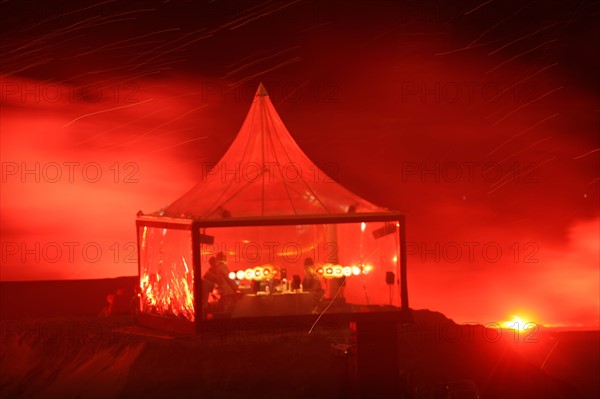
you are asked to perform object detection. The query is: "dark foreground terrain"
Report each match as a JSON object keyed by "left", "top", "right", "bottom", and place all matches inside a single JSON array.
[{"left": 1, "top": 278, "right": 598, "bottom": 399}]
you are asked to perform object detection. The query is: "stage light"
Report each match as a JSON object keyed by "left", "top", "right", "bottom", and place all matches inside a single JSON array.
[
  {"left": 351, "top": 266, "right": 361, "bottom": 276},
  {"left": 245, "top": 269, "right": 253, "bottom": 279},
  {"left": 254, "top": 268, "right": 262, "bottom": 278},
  {"left": 393, "top": 255, "right": 398, "bottom": 263},
  {"left": 342, "top": 266, "right": 352, "bottom": 276},
  {"left": 236, "top": 270, "right": 245, "bottom": 280},
  {"left": 360, "top": 222, "right": 366, "bottom": 232},
  {"left": 228, "top": 271, "right": 236, "bottom": 280}
]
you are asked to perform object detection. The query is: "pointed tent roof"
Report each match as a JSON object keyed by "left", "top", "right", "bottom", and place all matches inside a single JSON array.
[{"left": 160, "top": 83, "right": 387, "bottom": 220}]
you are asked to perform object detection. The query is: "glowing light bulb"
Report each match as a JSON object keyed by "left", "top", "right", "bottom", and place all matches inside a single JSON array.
[
  {"left": 361, "top": 222, "right": 366, "bottom": 232},
  {"left": 228, "top": 271, "right": 236, "bottom": 280}
]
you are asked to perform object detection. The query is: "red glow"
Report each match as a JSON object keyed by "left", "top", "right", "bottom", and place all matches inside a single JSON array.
[{"left": 1, "top": 1, "right": 598, "bottom": 330}]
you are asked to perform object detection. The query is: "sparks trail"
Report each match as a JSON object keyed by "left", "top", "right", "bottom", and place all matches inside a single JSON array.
[
  {"left": 223, "top": 0, "right": 303, "bottom": 30},
  {"left": 496, "top": 136, "right": 553, "bottom": 165},
  {"left": 359, "top": 25, "right": 403, "bottom": 48},
  {"left": 62, "top": 28, "right": 181, "bottom": 60},
  {"left": 488, "top": 113, "right": 559, "bottom": 156},
  {"left": 77, "top": 91, "right": 206, "bottom": 147},
  {"left": 129, "top": 1, "right": 303, "bottom": 73},
  {"left": 435, "top": 2, "right": 532, "bottom": 56},
  {"left": 488, "top": 23, "right": 559, "bottom": 55},
  {"left": 226, "top": 58, "right": 303, "bottom": 92},
  {"left": 573, "top": 148, "right": 600, "bottom": 160},
  {"left": 298, "top": 22, "right": 331, "bottom": 33},
  {"left": 1, "top": 9, "right": 164, "bottom": 77},
  {"left": 128, "top": 29, "right": 214, "bottom": 72},
  {"left": 1, "top": 58, "right": 54, "bottom": 77},
  {"left": 74, "top": 109, "right": 164, "bottom": 146},
  {"left": 16, "top": 0, "right": 118, "bottom": 33},
  {"left": 111, "top": 104, "right": 209, "bottom": 149},
  {"left": 148, "top": 127, "right": 198, "bottom": 141},
  {"left": 224, "top": 45, "right": 302, "bottom": 78},
  {"left": 491, "top": 86, "right": 563, "bottom": 127},
  {"left": 54, "top": 68, "right": 164, "bottom": 104},
  {"left": 277, "top": 79, "right": 311, "bottom": 106},
  {"left": 139, "top": 136, "right": 209, "bottom": 158},
  {"left": 464, "top": 0, "right": 494, "bottom": 15},
  {"left": 2, "top": 15, "right": 101, "bottom": 56},
  {"left": 61, "top": 98, "right": 154, "bottom": 128},
  {"left": 486, "top": 63, "right": 559, "bottom": 103},
  {"left": 117, "top": 27, "right": 207, "bottom": 65},
  {"left": 7, "top": 12, "right": 140, "bottom": 55},
  {"left": 487, "top": 156, "right": 555, "bottom": 195},
  {"left": 486, "top": 39, "right": 557, "bottom": 74}
]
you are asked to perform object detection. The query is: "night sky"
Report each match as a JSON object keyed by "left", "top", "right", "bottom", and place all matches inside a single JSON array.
[{"left": 1, "top": 0, "right": 598, "bottom": 328}]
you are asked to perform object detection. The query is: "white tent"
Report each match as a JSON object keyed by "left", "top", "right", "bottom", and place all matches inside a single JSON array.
[{"left": 136, "top": 83, "right": 408, "bottom": 331}]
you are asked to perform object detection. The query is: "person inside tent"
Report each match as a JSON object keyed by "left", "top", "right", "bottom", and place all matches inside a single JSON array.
[
  {"left": 203, "top": 252, "right": 239, "bottom": 314},
  {"left": 202, "top": 256, "right": 220, "bottom": 312},
  {"left": 302, "top": 257, "right": 323, "bottom": 293}
]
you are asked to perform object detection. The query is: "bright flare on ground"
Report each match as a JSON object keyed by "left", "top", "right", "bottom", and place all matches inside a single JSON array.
[{"left": 502, "top": 315, "right": 536, "bottom": 333}]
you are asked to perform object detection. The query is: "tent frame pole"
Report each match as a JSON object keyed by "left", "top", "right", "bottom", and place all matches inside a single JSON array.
[
  {"left": 399, "top": 215, "right": 409, "bottom": 311},
  {"left": 191, "top": 221, "right": 203, "bottom": 331}
]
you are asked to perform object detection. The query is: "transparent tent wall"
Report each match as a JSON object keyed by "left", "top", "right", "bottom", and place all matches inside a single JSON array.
[
  {"left": 199, "top": 221, "right": 400, "bottom": 319},
  {"left": 138, "top": 226, "right": 195, "bottom": 321},
  {"left": 335, "top": 221, "right": 400, "bottom": 307}
]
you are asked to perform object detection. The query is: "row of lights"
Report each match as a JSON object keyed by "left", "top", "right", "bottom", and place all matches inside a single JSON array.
[
  {"left": 317, "top": 264, "right": 373, "bottom": 278},
  {"left": 227, "top": 263, "right": 374, "bottom": 281},
  {"left": 228, "top": 266, "right": 276, "bottom": 281}
]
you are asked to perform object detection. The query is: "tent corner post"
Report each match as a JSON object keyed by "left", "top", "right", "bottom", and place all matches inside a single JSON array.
[
  {"left": 191, "top": 221, "right": 203, "bottom": 333},
  {"left": 399, "top": 215, "right": 409, "bottom": 311},
  {"left": 135, "top": 220, "right": 142, "bottom": 313}
]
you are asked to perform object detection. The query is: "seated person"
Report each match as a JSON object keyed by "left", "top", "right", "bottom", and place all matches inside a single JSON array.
[{"left": 302, "top": 257, "right": 323, "bottom": 293}]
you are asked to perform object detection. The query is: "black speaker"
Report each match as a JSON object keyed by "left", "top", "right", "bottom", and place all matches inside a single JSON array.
[
  {"left": 385, "top": 271, "right": 395, "bottom": 285},
  {"left": 372, "top": 223, "right": 397, "bottom": 239},
  {"left": 199, "top": 234, "right": 214, "bottom": 244}
]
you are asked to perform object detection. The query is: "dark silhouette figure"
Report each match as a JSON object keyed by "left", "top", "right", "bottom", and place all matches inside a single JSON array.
[
  {"left": 202, "top": 253, "right": 239, "bottom": 315},
  {"left": 302, "top": 257, "right": 322, "bottom": 292}
]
